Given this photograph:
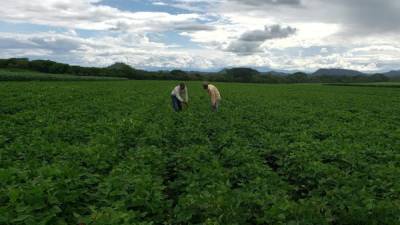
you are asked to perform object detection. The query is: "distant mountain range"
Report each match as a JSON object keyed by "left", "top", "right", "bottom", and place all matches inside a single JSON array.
[
  {"left": 312, "top": 68, "right": 366, "bottom": 77},
  {"left": 1, "top": 58, "right": 400, "bottom": 81},
  {"left": 315, "top": 69, "right": 400, "bottom": 77},
  {"left": 259, "top": 68, "right": 400, "bottom": 78},
  {"left": 384, "top": 70, "right": 400, "bottom": 77}
]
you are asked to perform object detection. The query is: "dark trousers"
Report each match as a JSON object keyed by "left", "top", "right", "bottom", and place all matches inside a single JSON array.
[{"left": 171, "top": 95, "right": 182, "bottom": 112}]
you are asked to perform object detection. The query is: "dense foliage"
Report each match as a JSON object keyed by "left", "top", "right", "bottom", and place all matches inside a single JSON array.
[
  {"left": 0, "top": 58, "right": 394, "bottom": 83},
  {"left": 0, "top": 81, "right": 399, "bottom": 224}
]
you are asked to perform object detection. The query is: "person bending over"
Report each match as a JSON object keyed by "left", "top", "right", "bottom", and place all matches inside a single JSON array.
[
  {"left": 203, "top": 82, "right": 221, "bottom": 112},
  {"left": 171, "top": 83, "right": 188, "bottom": 112}
]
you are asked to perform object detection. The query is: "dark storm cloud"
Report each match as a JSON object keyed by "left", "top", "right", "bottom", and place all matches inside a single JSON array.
[
  {"left": 0, "top": 37, "right": 35, "bottom": 49},
  {"left": 240, "top": 25, "right": 296, "bottom": 42},
  {"left": 0, "top": 35, "right": 82, "bottom": 53},
  {"left": 228, "top": 0, "right": 301, "bottom": 6},
  {"left": 334, "top": 0, "right": 400, "bottom": 34},
  {"left": 226, "top": 41, "right": 263, "bottom": 54},
  {"left": 29, "top": 37, "right": 81, "bottom": 53},
  {"left": 224, "top": 0, "right": 400, "bottom": 35},
  {"left": 175, "top": 24, "right": 216, "bottom": 31},
  {"left": 226, "top": 25, "right": 297, "bottom": 54}
]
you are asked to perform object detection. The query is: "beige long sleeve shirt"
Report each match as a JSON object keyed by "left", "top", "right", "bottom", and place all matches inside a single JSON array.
[{"left": 207, "top": 84, "right": 221, "bottom": 105}]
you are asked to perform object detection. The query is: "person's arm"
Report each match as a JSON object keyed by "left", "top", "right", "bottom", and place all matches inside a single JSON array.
[
  {"left": 176, "top": 93, "right": 184, "bottom": 102},
  {"left": 184, "top": 88, "right": 189, "bottom": 103}
]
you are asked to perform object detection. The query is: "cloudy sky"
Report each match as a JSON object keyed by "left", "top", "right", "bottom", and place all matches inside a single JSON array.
[{"left": 0, "top": 0, "right": 400, "bottom": 72}]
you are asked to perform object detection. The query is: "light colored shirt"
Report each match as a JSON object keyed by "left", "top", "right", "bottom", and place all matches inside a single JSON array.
[
  {"left": 207, "top": 84, "right": 221, "bottom": 105},
  {"left": 171, "top": 85, "right": 188, "bottom": 102}
]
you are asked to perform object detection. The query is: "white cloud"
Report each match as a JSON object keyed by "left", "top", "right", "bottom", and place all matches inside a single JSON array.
[
  {"left": 0, "top": 0, "right": 207, "bottom": 32},
  {"left": 0, "top": 0, "right": 399, "bottom": 72}
]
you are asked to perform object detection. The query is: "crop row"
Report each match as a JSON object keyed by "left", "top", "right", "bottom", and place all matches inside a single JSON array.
[{"left": 0, "top": 81, "right": 399, "bottom": 224}]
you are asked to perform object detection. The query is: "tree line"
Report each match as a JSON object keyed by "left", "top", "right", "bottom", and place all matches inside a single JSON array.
[{"left": 0, "top": 58, "right": 393, "bottom": 83}]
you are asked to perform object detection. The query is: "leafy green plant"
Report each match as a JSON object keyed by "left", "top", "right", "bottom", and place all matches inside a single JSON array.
[{"left": 1, "top": 80, "right": 399, "bottom": 224}]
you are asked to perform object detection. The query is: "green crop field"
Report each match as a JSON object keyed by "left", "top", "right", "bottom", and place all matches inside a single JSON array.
[
  {"left": 326, "top": 82, "right": 400, "bottom": 88},
  {"left": 1, "top": 81, "right": 399, "bottom": 225}
]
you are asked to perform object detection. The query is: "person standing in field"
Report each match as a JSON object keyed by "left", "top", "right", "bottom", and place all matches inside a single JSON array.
[
  {"left": 203, "top": 82, "right": 221, "bottom": 111},
  {"left": 171, "top": 83, "right": 188, "bottom": 112}
]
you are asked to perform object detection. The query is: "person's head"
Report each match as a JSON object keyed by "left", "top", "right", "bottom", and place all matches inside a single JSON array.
[
  {"left": 202, "top": 82, "right": 209, "bottom": 90},
  {"left": 179, "top": 83, "right": 186, "bottom": 90}
]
